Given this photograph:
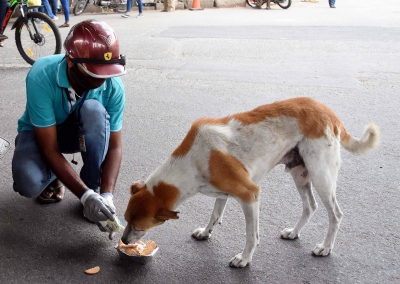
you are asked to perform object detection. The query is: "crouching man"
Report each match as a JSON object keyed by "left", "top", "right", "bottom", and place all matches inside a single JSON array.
[{"left": 12, "top": 20, "right": 126, "bottom": 236}]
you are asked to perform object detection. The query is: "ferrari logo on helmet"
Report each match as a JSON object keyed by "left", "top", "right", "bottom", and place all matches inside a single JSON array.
[{"left": 104, "top": 52, "right": 112, "bottom": 60}]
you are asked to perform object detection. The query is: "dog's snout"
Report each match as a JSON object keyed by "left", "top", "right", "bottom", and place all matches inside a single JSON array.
[{"left": 120, "top": 236, "right": 128, "bottom": 245}]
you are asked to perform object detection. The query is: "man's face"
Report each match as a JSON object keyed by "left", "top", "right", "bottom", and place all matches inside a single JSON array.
[
  {"left": 66, "top": 56, "right": 106, "bottom": 92},
  {"left": 76, "top": 64, "right": 106, "bottom": 89}
]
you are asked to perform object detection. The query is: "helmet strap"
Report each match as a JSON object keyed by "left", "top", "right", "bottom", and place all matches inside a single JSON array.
[{"left": 70, "top": 55, "right": 126, "bottom": 66}]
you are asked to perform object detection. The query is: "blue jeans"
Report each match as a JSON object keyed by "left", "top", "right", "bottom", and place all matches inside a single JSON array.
[
  {"left": 59, "top": 0, "right": 69, "bottom": 22},
  {"left": 40, "top": 0, "right": 55, "bottom": 18},
  {"left": 127, "top": 0, "right": 142, "bottom": 13},
  {"left": 329, "top": 0, "right": 335, "bottom": 6},
  {"left": 12, "top": 99, "right": 110, "bottom": 198},
  {"left": 49, "top": 0, "right": 58, "bottom": 15}
]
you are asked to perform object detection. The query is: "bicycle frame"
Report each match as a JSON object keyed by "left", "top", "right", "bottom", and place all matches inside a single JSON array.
[
  {"left": 2, "top": 0, "right": 46, "bottom": 43},
  {"left": 1, "top": 0, "right": 19, "bottom": 35},
  {"left": 1, "top": 0, "right": 63, "bottom": 65}
]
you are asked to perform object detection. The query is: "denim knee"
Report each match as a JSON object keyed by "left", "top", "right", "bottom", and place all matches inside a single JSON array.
[
  {"left": 79, "top": 99, "right": 109, "bottom": 131},
  {"left": 12, "top": 131, "right": 55, "bottom": 198}
]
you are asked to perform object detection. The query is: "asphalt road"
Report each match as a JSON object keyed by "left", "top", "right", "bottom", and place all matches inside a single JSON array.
[{"left": 0, "top": 1, "right": 399, "bottom": 283}]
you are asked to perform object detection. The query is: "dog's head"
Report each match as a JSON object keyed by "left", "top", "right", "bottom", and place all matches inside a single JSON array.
[{"left": 121, "top": 180, "right": 180, "bottom": 244}]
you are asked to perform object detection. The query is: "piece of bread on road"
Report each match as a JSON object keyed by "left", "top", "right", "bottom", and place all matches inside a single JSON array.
[{"left": 84, "top": 266, "right": 100, "bottom": 275}]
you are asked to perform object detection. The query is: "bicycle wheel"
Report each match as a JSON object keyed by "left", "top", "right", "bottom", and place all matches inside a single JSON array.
[
  {"left": 74, "top": 0, "right": 88, "bottom": 16},
  {"left": 247, "top": 0, "right": 264, "bottom": 8},
  {"left": 15, "top": 12, "right": 62, "bottom": 66},
  {"left": 276, "top": 0, "right": 291, "bottom": 9}
]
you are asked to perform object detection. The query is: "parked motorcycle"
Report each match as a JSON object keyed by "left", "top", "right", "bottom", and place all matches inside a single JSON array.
[
  {"left": 73, "top": 0, "right": 127, "bottom": 15},
  {"left": 246, "top": 0, "right": 291, "bottom": 9}
]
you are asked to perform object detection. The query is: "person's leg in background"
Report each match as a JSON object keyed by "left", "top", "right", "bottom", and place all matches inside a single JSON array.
[
  {"left": 41, "top": 0, "right": 57, "bottom": 19},
  {"left": 266, "top": 0, "right": 271, "bottom": 9},
  {"left": 329, "top": 0, "right": 336, "bottom": 8},
  {"left": 49, "top": 0, "right": 58, "bottom": 19},
  {"left": 0, "top": 0, "right": 8, "bottom": 45},
  {"left": 137, "top": 0, "right": 143, "bottom": 17},
  {"left": 163, "top": 0, "right": 166, "bottom": 11},
  {"left": 163, "top": 0, "right": 174, "bottom": 12},
  {"left": 59, "top": 0, "right": 69, "bottom": 27},
  {"left": 121, "top": 0, "right": 132, "bottom": 18}
]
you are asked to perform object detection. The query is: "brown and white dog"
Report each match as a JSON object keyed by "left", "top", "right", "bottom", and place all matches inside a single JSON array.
[{"left": 122, "top": 97, "right": 380, "bottom": 267}]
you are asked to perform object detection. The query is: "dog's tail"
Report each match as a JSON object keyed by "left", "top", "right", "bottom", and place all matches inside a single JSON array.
[{"left": 340, "top": 122, "right": 381, "bottom": 155}]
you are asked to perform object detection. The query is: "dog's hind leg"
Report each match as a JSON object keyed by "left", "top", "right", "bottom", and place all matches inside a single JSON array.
[
  {"left": 229, "top": 200, "right": 259, "bottom": 268},
  {"left": 311, "top": 182, "right": 343, "bottom": 256},
  {"left": 281, "top": 164, "right": 318, "bottom": 240},
  {"left": 301, "top": 139, "right": 343, "bottom": 256},
  {"left": 192, "top": 197, "right": 228, "bottom": 240}
]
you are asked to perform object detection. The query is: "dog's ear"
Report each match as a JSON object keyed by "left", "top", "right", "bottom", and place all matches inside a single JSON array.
[
  {"left": 155, "top": 208, "right": 180, "bottom": 221},
  {"left": 130, "top": 180, "right": 146, "bottom": 195}
]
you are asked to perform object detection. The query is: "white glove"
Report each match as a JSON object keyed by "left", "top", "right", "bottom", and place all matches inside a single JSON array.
[
  {"left": 98, "top": 192, "right": 124, "bottom": 240},
  {"left": 100, "top": 192, "right": 116, "bottom": 215},
  {"left": 81, "top": 189, "right": 115, "bottom": 223}
]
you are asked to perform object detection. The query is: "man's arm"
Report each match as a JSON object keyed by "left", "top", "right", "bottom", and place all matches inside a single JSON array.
[
  {"left": 100, "top": 131, "right": 122, "bottom": 195},
  {"left": 34, "top": 126, "right": 89, "bottom": 199}
]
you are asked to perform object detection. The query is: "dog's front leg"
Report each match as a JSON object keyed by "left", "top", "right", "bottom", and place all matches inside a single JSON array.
[
  {"left": 192, "top": 197, "right": 228, "bottom": 240},
  {"left": 229, "top": 201, "right": 259, "bottom": 268}
]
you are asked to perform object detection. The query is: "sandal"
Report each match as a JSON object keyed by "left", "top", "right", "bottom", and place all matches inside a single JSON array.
[
  {"left": 0, "top": 34, "right": 7, "bottom": 40},
  {"left": 59, "top": 23, "right": 70, "bottom": 28},
  {"left": 37, "top": 179, "right": 65, "bottom": 204}
]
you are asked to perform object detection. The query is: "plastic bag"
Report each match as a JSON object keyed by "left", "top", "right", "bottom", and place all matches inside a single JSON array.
[{"left": 28, "top": 0, "right": 42, "bottom": 6}]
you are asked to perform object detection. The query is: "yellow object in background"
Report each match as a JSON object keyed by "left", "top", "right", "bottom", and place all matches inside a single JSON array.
[
  {"left": 26, "top": 48, "right": 33, "bottom": 57},
  {"left": 27, "top": 0, "right": 41, "bottom": 6}
]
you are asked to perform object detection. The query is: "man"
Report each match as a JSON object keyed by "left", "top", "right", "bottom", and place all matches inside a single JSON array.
[
  {"left": 12, "top": 20, "right": 126, "bottom": 235},
  {"left": 162, "top": 0, "right": 175, "bottom": 12}
]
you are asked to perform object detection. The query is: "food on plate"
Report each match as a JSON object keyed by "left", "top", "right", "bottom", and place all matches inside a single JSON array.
[{"left": 117, "top": 240, "right": 157, "bottom": 256}]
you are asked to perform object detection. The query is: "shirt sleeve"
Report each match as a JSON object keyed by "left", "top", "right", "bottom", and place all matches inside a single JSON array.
[
  {"left": 26, "top": 75, "right": 57, "bottom": 128},
  {"left": 106, "top": 77, "right": 125, "bottom": 132}
]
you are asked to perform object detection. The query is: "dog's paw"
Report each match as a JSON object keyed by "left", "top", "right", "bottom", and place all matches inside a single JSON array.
[
  {"left": 229, "top": 253, "right": 251, "bottom": 268},
  {"left": 280, "top": 228, "right": 299, "bottom": 240},
  {"left": 191, "top": 227, "right": 211, "bottom": 240},
  {"left": 312, "top": 244, "right": 332, "bottom": 256}
]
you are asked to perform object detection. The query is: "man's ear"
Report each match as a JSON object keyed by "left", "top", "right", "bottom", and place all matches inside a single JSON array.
[
  {"left": 155, "top": 208, "right": 180, "bottom": 221},
  {"left": 130, "top": 180, "right": 146, "bottom": 195}
]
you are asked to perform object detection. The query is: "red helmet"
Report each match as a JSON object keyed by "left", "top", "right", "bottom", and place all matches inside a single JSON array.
[{"left": 64, "top": 19, "right": 126, "bottom": 78}]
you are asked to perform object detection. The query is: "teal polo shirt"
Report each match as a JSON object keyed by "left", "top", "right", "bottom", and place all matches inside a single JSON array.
[{"left": 17, "top": 54, "right": 125, "bottom": 133}]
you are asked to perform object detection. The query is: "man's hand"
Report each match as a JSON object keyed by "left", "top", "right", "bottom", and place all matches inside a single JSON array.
[
  {"left": 99, "top": 192, "right": 120, "bottom": 240},
  {"left": 100, "top": 192, "right": 116, "bottom": 215},
  {"left": 81, "top": 189, "right": 115, "bottom": 223}
]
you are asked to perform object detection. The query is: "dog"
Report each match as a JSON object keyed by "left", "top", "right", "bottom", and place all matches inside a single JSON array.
[{"left": 122, "top": 97, "right": 380, "bottom": 267}]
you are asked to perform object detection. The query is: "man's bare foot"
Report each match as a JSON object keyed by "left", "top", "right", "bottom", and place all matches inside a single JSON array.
[{"left": 38, "top": 179, "right": 65, "bottom": 203}]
